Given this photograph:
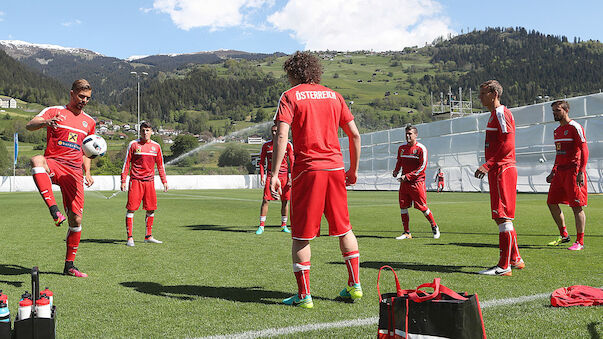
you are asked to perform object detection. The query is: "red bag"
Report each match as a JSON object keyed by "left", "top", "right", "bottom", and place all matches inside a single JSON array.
[{"left": 551, "top": 285, "right": 603, "bottom": 307}]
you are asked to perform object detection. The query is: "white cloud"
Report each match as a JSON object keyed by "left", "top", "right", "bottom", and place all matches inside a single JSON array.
[
  {"left": 61, "top": 19, "right": 82, "bottom": 27},
  {"left": 0, "top": 11, "right": 4, "bottom": 22},
  {"left": 268, "top": 0, "right": 454, "bottom": 51},
  {"left": 152, "top": 0, "right": 273, "bottom": 31}
]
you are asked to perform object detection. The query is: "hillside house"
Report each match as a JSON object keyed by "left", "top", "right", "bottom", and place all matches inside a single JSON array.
[{"left": 0, "top": 98, "right": 17, "bottom": 109}]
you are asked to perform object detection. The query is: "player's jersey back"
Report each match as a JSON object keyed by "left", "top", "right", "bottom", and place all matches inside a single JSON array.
[
  {"left": 121, "top": 139, "right": 167, "bottom": 183},
  {"left": 484, "top": 105, "right": 515, "bottom": 168},
  {"left": 260, "top": 140, "right": 293, "bottom": 176},
  {"left": 275, "top": 83, "right": 354, "bottom": 176},
  {"left": 553, "top": 120, "right": 587, "bottom": 170},
  {"left": 37, "top": 106, "right": 96, "bottom": 168},
  {"left": 396, "top": 142, "right": 427, "bottom": 182}
]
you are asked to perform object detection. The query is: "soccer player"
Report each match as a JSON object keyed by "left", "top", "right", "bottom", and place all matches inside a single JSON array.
[
  {"left": 270, "top": 51, "right": 362, "bottom": 309},
  {"left": 392, "top": 126, "right": 440, "bottom": 240},
  {"left": 26, "top": 79, "right": 96, "bottom": 278},
  {"left": 435, "top": 168, "right": 445, "bottom": 193},
  {"left": 121, "top": 121, "right": 168, "bottom": 247},
  {"left": 256, "top": 124, "right": 293, "bottom": 235},
  {"left": 545, "top": 100, "right": 589, "bottom": 250},
  {"left": 474, "top": 80, "right": 524, "bottom": 276}
]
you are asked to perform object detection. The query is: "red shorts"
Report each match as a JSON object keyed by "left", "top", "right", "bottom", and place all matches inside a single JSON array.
[
  {"left": 290, "top": 170, "right": 352, "bottom": 240},
  {"left": 127, "top": 179, "right": 157, "bottom": 211},
  {"left": 399, "top": 180, "right": 428, "bottom": 211},
  {"left": 46, "top": 158, "right": 85, "bottom": 216},
  {"left": 547, "top": 168, "right": 588, "bottom": 207},
  {"left": 263, "top": 175, "right": 290, "bottom": 201},
  {"left": 438, "top": 181, "right": 444, "bottom": 189},
  {"left": 488, "top": 165, "right": 517, "bottom": 220}
]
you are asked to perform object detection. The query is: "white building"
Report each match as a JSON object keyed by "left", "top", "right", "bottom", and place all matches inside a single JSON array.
[{"left": 0, "top": 98, "right": 17, "bottom": 109}]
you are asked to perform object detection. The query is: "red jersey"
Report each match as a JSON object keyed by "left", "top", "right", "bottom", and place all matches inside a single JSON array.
[
  {"left": 37, "top": 105, "right": 96, "bottom": 168},
  {"left": 437, "top": 172, "right": 444, "bottom": 182},
  {"left": 394, "top": 142, "right": 427, "bottom": 182},
  {"left": 552, "top": 120, "right": 588, "bottom": 173},
  {"left": 274, "top": 83, "right": 354, "bottom": 176},
  {"left": 483, "top": 105, "right": 515, "bottom": 170},
  {"left": 121, "top": 139, "right": 167, "bottom": 184},
  {"left": 260, "top": 140, "right": 293, "bottom": 177}
]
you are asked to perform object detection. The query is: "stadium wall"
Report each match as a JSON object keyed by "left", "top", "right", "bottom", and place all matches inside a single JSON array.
[{"left": 341, "top": 92, "right": 603, "bottom": 193}]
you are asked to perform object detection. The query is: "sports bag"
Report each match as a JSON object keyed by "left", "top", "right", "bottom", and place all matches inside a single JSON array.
[
  {"left": 377, "top": 265, "right": 486, "bottom": 339},
  {"left": 551, "top": 285, "right": 603, "bottom": 307}
]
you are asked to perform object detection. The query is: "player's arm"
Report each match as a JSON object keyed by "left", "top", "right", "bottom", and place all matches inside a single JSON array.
[
  {"left": 83, "top": 155, "right": 93, "bottom": 187},
  {"left": 270, "top": 121, "right": 289, "bottom": 197},
  {"left": 577, "top": 137, "right": 589, "bottom": 187},
  {"left": 393, "top": 148, "right": 402, "bottom": 177},
  {"left": 259, "top": 144, "right": 266, "bottom": 185},
  {"left": 342, "top": 120, "right": 361, "bottom": 186},
  {"left": 286, "top": 143, "right": 294, "bottom": 186},
  {"left": 156, "top": 145, "right": 169, "bottom": 192},
  {"left": 120, "top": 142, "right": 133, "bottom": 191},
  {"left": 26, "top": 111, "right": 62, "bottom": 131}
]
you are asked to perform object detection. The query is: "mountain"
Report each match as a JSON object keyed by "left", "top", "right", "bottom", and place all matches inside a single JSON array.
[{"left": 130, "top": 50, "right": 285, "bottom": 71}]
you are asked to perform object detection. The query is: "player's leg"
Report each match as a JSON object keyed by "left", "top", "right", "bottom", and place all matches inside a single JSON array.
[
  {"left": 142, "top": 181, "right": 161, "bottom": 243},
  {"left": 411, "top": 181, "right": 439, "bottom": 238},
  {"left": 546, "top": 172, "right": 571, "bottom": 245},
  {"left": 279, "top": 175, "right": 291, "bottom": 233},
  {"left": 396, "top": 183, "right": 412, "bottom": 239},
  {"left": 283, "top": 239, "right": 313, "bottom": 308},
  {"left": 547, "top": 204, "right": 570, "bottom": 245},
  {"left": 568, "top": 206, "right": 585, "bottom": 250},
  {"left": 125, "top": 210, "right": 136, "bottom": 247},
  {"left": 280, "top": 200, "right": 290, "bottom": 233},
  {"left": 339, "top": 231, "right": 362, "bottom": 300},
  {"left": 31, "top": 156, "right": 65, "bottom": 226},
  {"left": 257, "top": 176, "right": 273, "bottom": 234},
  {"left": 125, "top": 180, "right": 143, "bottom": 246},
  {"left": 60, "top": 172, "right": 87, "bottom": 278}
]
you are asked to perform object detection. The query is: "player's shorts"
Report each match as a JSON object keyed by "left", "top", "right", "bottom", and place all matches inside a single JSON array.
[
  {"left": 437, "top": 182, "right": 444, "bottom": 189},
  {"left": 488, "top": 164, "right": 517, "bottom": 220},
  {"left": 126, "top": 179, "right": 157, "bottom": 211},
  {"left": 399, "top": 180, "right": 428, "bottom": 211},
  {"left": 290, "top": 169, "right": 352, "bottom": 240},
  {"left": 263, "top": 174, "right": 290, "bottom": 201},
  {"left": 46, "top": 158, "right": 85, "bottom": 216},
  {"left": 547, "top": 167, "right": 588, "bottom": 207}
]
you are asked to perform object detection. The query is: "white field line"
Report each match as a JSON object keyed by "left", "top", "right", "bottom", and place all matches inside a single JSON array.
[{"left": 194, "top": 291, "right": 555, "bottom": 339}]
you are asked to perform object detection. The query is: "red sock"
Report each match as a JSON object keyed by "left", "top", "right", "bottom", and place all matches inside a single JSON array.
[
  {"left": 145, "top": 212, "right": 154, "bottom": 238},
  {"left": 510, "top": 229, "right": 521, "bottom": 263},
  {"left": 576, "top": 232, "right": 584, "bottom": 245},
  {"left": 126, "top": 212, "right": 134, "bottom": 239},
  {"left": 423, "top": 208, "right": 437, "bottom": 227},
  {"left": 293, "top": 261, "right": 311, "bottom": 298},
  {"left": 497, "top": 222, "right": 513, "bottom": 269},
  {"left": 401, "top": 210, "right": 410, "bottom": 233},
  {"left": 259, "top": 216, "right": 266, "bottom": 227},
  {"left": 32, "top": 167, "right": 57, "bottom": 208},
  {"left": 66, "top": 226, "right": 82, "bottom": 262},
  {"left": 560, "top": 226, "right": 568, "bottom": 238},
  {"left": 343, "top": 251, "right": 360, "bottom": 286}
]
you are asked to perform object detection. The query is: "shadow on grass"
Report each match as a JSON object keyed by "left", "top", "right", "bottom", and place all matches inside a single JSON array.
[
  {"left": 424, "top": 242, "right": 560, "bottom": 250},
  {"left": 588, "top": 321, "right": 601, "bottom": 339},
  {"left": 80, "top": 238, "right": 125, "bottom": 245},
  {"left": 183, "top": 224, "right": 250, "bottom": 233},
  {"left": 0, "top": 264, "right": 30, "bottom": 276},
  {"left": 120, "top": 281, "right": 332, "bottom": 304},
  {"left": 346, "top": 261, "right": 484, "bottom": 274},
  {"left": 0, "top": 280, "right": 23, "bottom": 287}
]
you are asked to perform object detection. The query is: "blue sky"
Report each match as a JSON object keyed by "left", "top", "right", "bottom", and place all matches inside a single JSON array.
[{"left": 0, "top": 1, "right": 600, "bottom": 59}]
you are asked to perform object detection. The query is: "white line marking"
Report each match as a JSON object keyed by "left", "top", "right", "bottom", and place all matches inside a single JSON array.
[{"left": 193, "top": 291, "right": 556, "bottom": 339}]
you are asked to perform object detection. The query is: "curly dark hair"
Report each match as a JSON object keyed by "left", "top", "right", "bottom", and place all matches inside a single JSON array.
[{"left": 283, "top": 51, "right": 322, "bottom": 85}]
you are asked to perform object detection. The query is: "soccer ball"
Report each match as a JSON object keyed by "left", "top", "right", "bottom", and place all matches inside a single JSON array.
[{"left": 82, "top": 134, "right": 107, "bottom": 158}]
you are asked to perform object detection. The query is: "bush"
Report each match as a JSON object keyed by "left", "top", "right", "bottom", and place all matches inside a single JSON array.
[{"left": 218, "top": 144, "right": 250, "bottom": 167}]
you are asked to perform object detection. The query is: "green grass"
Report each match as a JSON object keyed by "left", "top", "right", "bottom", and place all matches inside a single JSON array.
[{"left": 0, "top": 190, "right": 601, "bottom": 338}]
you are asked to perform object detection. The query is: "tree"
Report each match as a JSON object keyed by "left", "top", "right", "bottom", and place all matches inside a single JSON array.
[
  {"left": 218, "top": 144, "right": 250, "bottom": 167},
  {"left": 0, "top": 139, "right": 11, "bottom": 176},
  {"left": 171, "top": 134, "right": 198, "bottom": 157}
]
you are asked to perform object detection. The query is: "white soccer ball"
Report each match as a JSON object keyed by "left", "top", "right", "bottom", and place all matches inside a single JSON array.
[{"left": 82, "top": 134, "right": 107, "bottom": 158}]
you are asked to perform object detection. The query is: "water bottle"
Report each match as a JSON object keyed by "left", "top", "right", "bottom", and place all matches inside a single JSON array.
[
  {"left": 18, "top": 292, "right": 33, "bottom": 320},
  {"left": 35, "top": 296, "right": 51, "bottom": 319},
  {"left": 40, "top": 287, "right": 54, "bottom": 306},
  {"left": 0, "top": 301, "right": 9, "bottom": 323},
  {"left": 0, "top": 290, "right": 6, "bottom": 303}
]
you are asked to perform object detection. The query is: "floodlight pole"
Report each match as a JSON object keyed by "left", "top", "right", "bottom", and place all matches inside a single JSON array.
[{"left": 130, "top": 71, "right": 148, "bottom": 133}]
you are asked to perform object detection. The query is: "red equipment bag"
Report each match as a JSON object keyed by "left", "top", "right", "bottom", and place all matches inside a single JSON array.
[
  {"left": 377, "top": 265, "right": 486, "bottom": 339},
  {"left": 551, "top": 285, "right": 603, "bottom": 307}
]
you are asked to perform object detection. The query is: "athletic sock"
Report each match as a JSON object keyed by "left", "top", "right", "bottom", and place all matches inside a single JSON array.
[
  {"left": 259, "top": 216, "right": 266, "bottom": 227},
  {"left": 145, "top": 212, "right": 154, "bottom": 238},
  {"left": 576, "top": 232, "right": 584, "bottom": 245},
  {"left": 65, "top": 226, "right": 82, "bottom": 262},
  {"left": 281, "top": 216, "right": 288, "bottom": 227},
  {"left": 126, "top": 212, "right": 134, "bottom": 239},
  {"left": 560, "top": 226, "right": 569, "bottom": 238},
  {"left": 423, "top": 208, "right": 437, "bottom": 227},
  {"left": 343, "top": 251, "right": 360, "bottom": 286},
  {"left": 497, "top": 222, "right": 513, "bottom": 269},
  {"left": 401, "top": 209, "right": 410, "bottom": 233},
  {"left": 32, "top": 167, "right": 57, "bottom": 210},
  {"left": 510, "top": 228, "right": 521, "bottom": 263},
  {"left": 293, "top": 261, "right": 311, "bottom": 298}
]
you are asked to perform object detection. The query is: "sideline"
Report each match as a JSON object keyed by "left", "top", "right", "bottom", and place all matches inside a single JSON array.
[{"left": 195, "top": 291, "right": 553, "bottom": 339}]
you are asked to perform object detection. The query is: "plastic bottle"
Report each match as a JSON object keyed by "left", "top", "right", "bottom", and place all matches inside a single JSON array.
[
  {"left": 0, "top": 301, "right": 9, "bottom": 323},
  {"left": 18, "top": 292, "right": 33, "bottom": 320},
  {"left": 40, "top": 287, "right": 54, "bottom": 306},
  {"left": 35, "top": 296, "right": 51, "bottom": 318}
]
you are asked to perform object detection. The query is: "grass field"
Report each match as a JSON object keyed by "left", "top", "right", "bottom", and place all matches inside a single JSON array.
[{"left": 0, "top": 190, "right": 601, "bottom": 338}]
